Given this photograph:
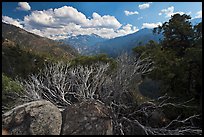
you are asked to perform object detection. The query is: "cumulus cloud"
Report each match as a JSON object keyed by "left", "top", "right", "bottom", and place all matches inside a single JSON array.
[
  {"left": 89, "top": 12, "right": 122, "bottom": 29},
  {"left": 3, "top": 6, "right": 139, "bottom": 40},
  {"left": 17, "top": 2, "right": 31, "bottom": 11},
  {"left": 159, "top": 6, "right": 185, "bottom": 18},
  {"left": 23, "top": 7, "right": 88, "bottom": 29},
  {"left": 116, "top": 24, "right": 139, "bottom": 36},
  {"left": 54, "top": 6, "right": 89, "bottom": 26},
  {"left": 124, "top": 10, "right": 139, "bottom": 16},
  {"left": 138, "top": 2, "right": 152, "bottom": 10},
  {"left": 159, "top": 6, "right": 174, "bottom": 17},
  {"left": 195, "top": 10, "right": 202, "bottom": 18},
  {"left": 142, "top": 22, "right": 162, "bottom": 29},
  {"left": 2, "top": 15, "right": 23, "bottom": 28},
  {"left": 23, "top": 6, "right": 122, "bottom": 30}
]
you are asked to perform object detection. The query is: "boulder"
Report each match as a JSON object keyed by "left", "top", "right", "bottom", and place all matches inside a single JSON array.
[
  {"left": 2, "top": 100, "right": 62, "bottom": 135},
  {"left": 61, "top": 100, "right": 113, "bottom": 135}
]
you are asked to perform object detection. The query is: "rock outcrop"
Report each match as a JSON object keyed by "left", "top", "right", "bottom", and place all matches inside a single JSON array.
[
  {"left": 61, "top": 100, "right": 113, "bottom": 135},
  {"left": 2, "top": 100, "right": 62, "bottom": 135},
  {"left": 2, "top": 99, "right": 113, "bottom": 135}
]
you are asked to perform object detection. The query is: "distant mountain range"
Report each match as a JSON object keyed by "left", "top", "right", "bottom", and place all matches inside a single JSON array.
[
  {"left": 60, "top": 18, "right": 201, "bottom": 57},
  {"left": 60, "top": 28, "right": 163, "bottom": 57},
  {"left": 59, "top": 34, "right": 107, "bottom": 55},
  {"left": 93, "top": 28, "right": 163, "bottom": 57}
]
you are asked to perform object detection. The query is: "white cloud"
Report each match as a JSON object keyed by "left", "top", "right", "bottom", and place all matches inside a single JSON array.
[
  {"left": 138, "top": 2, "right": 152, "bottom": 10},
  {"left": 24, "top": 10, "right": 56, "bottom": 28},
  {"left": 3, "top": 6, "right": 139, "bottom": 40},
  {"left": 23, "top": 7, "right": 89, "bottom": 29},
  {"left": 159, "top": 6, "right": 174, "bottom": 17},
  {"left": 142, "top": 22, "right": 162, "bottom": 29},
  {"left": 17, "top": 2, "right": 31, "bottom": 11},
  {"left": 159, "top": 6, "right": 185, "bottom": 18},
  {"left": 195, "top": 10, "right": 202, "bottom": 18},
  {"left": 54, "top": 6, "right": 89, "bottom": 26},
  {"left": 124, "top": 10, "right": 139, "bottom": 16},
  {"left": 23, "top": 6, "right": 122, "bottom": 30},
  {"left": 116, "top": 24, "right": 139, "bottom": 36},
  {"left": 89, "top": 12, "right": 122, "bottom": 29},
  {"left": 2, "top": 15, "right": 23, "bottom": 28}
]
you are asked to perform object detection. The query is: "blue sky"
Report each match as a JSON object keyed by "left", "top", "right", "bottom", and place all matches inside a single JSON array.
[{"left": 2, "top": 2, "right": 202, "bottom": 40}]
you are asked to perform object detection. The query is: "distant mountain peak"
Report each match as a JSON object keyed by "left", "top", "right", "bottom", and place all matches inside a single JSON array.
[
  {"left": 191, "top": 18, "right": 202, "bottom": 26},
  {"left": 60, "top": 33, "right": 107, "bottom": 55}
]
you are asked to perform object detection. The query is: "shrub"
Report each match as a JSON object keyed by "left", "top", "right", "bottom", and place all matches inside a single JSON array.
[{"left": 2, "top": 73, "right": 24, "bottom": 113}]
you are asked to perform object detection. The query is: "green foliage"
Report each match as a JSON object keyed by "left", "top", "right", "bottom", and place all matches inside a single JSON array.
[
  {"left": 2, "top": 73, "right": 23, "bottom": 94},
  {"left": 132, "top": 40, "right": 160, "bottom": 58},
  {"left": 2, "top": 45, "right": 46, "bottom": 79},
  {"left": 2, "top": 41, "right": 73, "bottom": 79},
  {"left": 133, "top": 14, "right": 202, "bottom": 112},
  {"left": 154, "top": 14, "right": 194, "bottom": 57},
  {"left": 2, "top": 73, "right": 24, "bottom": 112},
  {"left": 132, "top": 45, "right": 148, "bottom": 56},
  {"left": 70, "top": 54, "right": 117, "bottom": 71}
]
